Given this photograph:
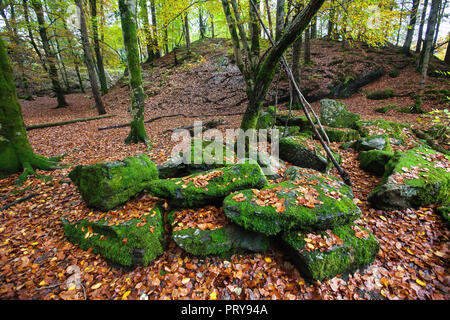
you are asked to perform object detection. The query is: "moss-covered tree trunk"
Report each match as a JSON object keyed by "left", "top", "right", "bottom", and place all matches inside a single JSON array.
[
  {"left": 75, "top": 0, "right": 106, "bottom": 115},
  {"left": 0, "top": 37, "right": 62, "bottom": 181},
  {"left": 90, "top": 0, "right": 108, "bottom": 95},
  {"left": 140, "top": 0, "right": 155, "bottom": 63},
  {"left": 31, "top": 0, "right": 68, "bottom": 109},
  {"left": 119, "top": 0, "right": 150, "bottom": 146},
  {"left": 150, "top": 0, "right": 160, "bottom": 58}
]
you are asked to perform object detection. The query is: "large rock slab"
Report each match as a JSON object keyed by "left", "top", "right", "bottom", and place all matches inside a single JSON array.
[
  {"left": 368, "top": 147, "right": 450, "bottom": 210},
  {"left": 223, "top": 167, "right": 361, "bottom": 235},
  {"left": 282, "top": 224, "right": 379, "bottom": 281},
  {"left": 279, "top": 135, "right": 342, "bottom": 172},
  {"left": 320, "top": 99, "right": 360, "bottom": 129},
  {"left": 148, "top": 163, "right": 268, "bottom": 208},
  {"left": 169, "top": 206, "right": 271, "bottom": 256},
  {"left": 62, "top": 205, "right": 165, "bottom": 267},
  {"left": 69, "top": 154, "right": 158, "bottom": 211}
]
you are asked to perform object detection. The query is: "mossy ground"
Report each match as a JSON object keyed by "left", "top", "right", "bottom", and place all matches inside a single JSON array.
[
  {"left": 282, "top": 224, "right": 379, "bottom": 281},
  {"left": 62, "top": 206, "right": 165, "bottom": 267}
]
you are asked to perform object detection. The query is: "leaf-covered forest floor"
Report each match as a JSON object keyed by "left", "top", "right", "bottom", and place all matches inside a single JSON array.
[{"left": 0, "top": 38, "right": 449, "bottom": 300}]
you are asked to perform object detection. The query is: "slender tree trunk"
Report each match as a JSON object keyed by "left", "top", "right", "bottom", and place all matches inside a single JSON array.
[
  {"left": 416, "top": 0, "right": 429, "bottom": 52},
  {"left": 311, "top": 14, "right": 317, "bottom": 39},
  {"left": 22, "top": 0, "right": 46, "bottom": 71},
  {"left": 264, "top": 0, "right": 274, "bottom": 39},
  {"left": 433, "top": 0, "right": 447, "bottom": 47},
  {"left": 402, "top": 0, "right": 420, "bottom": 55},
  {"left": 419, "top": 0, "right": 441, "bottom": 94},
  {"left": 150, "top": 0, "right": 160, "bottom": 58},
  {"left": 304, "top": 25, "right": 311, "bottom": 64},
  {"left": 184, "top": 12, "right": 191, "bottom": 54},
  {"left": 75, "top": 0, "right": 106, "bottom": 115},
  {"left": 292, "top": 33, "right": 302, "bottom": 107},
  {"left": 118, "top": 0, "right": 150, "bottom": 146},
  {"left": 0, "top": 37, "right": 61, "bottom": 180},
  {"left": 90, "top": 0, "right": 108, "bottom": 94},
  {"left": 199, "top": 7, "right": 206, "bottom": 39},
  {"left": 275, "top": 0, "right": 285, "bottom": 41},
  {"left": 140, "top": 0, "right": 154, "bottom": 63},
  {"left": 211, "top": 14, "right": 215, "bottom": 38},
  {"left": 396, "top": 0, "right": 406, "bottom": 46},
  {"left": 249, "top": 0, "right": 261, "bottom": 72},
  {"left": 74, "top": 63, "right": 85, "bottom": 93},
  {"left": 327, "top": 0, "right": 335, "bottom": 38},
  {"left": 53, "top": 36, "right": 71, "bottom": 93},
  {"left": 445, "top": 36, "right": 450, "bottom": 64},
  {"left": 32, "top": 0, "right": 68, "bottom": 108}
]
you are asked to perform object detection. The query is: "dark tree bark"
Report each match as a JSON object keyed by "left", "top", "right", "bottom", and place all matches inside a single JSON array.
[
  {"left": 311, "top": 14, "right": 317, "bottom": 39},
  {"left": 402, "top": 0, "right": 420, "bottom": 55},
  {"left": 275, "top": 0, "right": 285, "bottom": 41},
  {"left": 419, "top": 0, "right": 441, "bottom": 93},
  {"left": 292, "top": 32, "right": 302, "bottom": 107},
  {"left": 445, "top": 39, "right": 450, "bottom": 64},
  {"left": 184, "top": 12, "right": 191, "bottom": 54},
  {"left": 150, "top": 0, "right": 160, "bottom": 58},
  {"left": 0, "top": 37, "right": 62, "bottom": 181},
  {"left": 22, "top": 0, "right": 45, "bottom": 70},
  {"left": 31, "top": 0, "right": 68, "bottom": 108},
  {"left": 304, "top": 24, "right": 311, "bottom": 64},
  {"left": 264, "top": 0, "right": 274, "bottom": 39},
  {"left": 199, "top": 7, "right": 206, "bottom": 39},
  {"left": 90, "top": 0, "right": 108, "bottom": 94},
  {"left": 433, "top": 0, "right": 447, "bottom": 47},
  {"left": 118, "top": 0, "right": 150, "bottom": 146},
  {"left": 75, "top": 0, "right": 106, "bottom": 115},
  {"left": 211, "top": 13, "right": 215, "bottom": 38},
  {"left": 416, "top": 0, "right": 429, "bottom": 52}
]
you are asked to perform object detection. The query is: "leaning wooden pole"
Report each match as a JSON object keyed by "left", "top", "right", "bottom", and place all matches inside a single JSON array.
[{"left": 249, "top": 0, "right": 352, "bottom": 186}]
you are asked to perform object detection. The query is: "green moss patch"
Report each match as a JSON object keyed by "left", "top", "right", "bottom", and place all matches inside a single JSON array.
[
  {"left": 368, "top": 147, "right": 450, "bottom": 210},
  {"left": 319, "top": 99, "right": 360, "bottom": 129},
  {"left": 148, "top": 163, "right": 268, "bottom": 208},
  {"left": 281, "top": 224, "right": 379, "bottom": 281},
  {"left": 223, "top": 168, "right": 360, "bottom": 235},
  {"left": 358, "top": 150, "right": 394, "bottom": 176},
  {"left": 366, "top": 89, "right": 394, "bottom": 100},
  {"left": 279, "top": 135, "right": 342, "bottom": 172},
  {"left": 320, "top": 126, "right": 360, "bottom": 142},
  {"left": 62, "top": 206, "right": 165, "bottom": 267},
  {"left": 69, "top": 154, "right": 159, "bottom": 211}
]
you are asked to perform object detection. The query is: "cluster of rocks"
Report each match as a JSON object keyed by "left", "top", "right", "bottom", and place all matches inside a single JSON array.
[{"left": 63, "top": 99, "right": 449, "bottom": 281}]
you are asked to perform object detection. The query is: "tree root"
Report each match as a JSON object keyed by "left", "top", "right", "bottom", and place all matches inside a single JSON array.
[{"left": 15, "top": 155, "right": 71, "bottom": 186}]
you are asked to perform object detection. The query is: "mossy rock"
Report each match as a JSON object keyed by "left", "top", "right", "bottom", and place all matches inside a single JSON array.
[
  {"left": 358, "top": 150, "right": 394, "bottom": 176},
  {"left": 351, "top": 134, "right": 393, "bottom": 152},
  {"left": 435, "top": 206, "right": 450, "bottom": 227},
  {"left": 355, "top": 119, "right": 410, "bottom": 142},
  {"left": 256, "top": 109, "right": 275, "bottom": 130},
  {"left": 319, "top": 126, "right": 360, "bottom": 142},
  {"left": 223, "top": 168, "right": 361, "bottom": 236},
  {"left": 366, "top": 89, "right": 394, "bottom": 100},
  {"left": 319, "top": 99, "right": 360, "bottom": 129},
  {"left": 69, "top": 154, "right": 159, "bottom": 211},
  {"left": 62, "top": 206, "right": 165, "bottom": 267},
  {"left": 279, "top": 135, "right": 342, "bottom": 172},
  {"left": 158, "top": 138, "right": 236, "bottom": 179},
  {"left": 281, "top": 223, "right": 379, "bottom": 281},
  {"left": 169, "top": 210, "right": 271, "bottom": 256},
  {"left": 266, "top": 106, "right": 314, "bottom": 129},
  {"left": 148, "top": 163, "right": 268, "bottom": 208},
  {"left": 368, "top": 147, "right": 450, "bottom": 210}
]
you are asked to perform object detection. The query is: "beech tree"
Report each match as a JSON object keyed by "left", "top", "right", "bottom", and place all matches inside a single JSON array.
[
  {"left": 75, "top": 0, "right": 106, "bottom": 115},
  {"left": 222, "top": 0, "right": 325, "bottom": 130},
  {"left": 90, "top": 0, "right": 108, "bottom": 94},
  {"left": 0, "top": 37, "right": 63, "bottom": 181},
  {"left": 402, "top": 0, "right": 420, "bottom": 55},
  {"left": 119, "top": 0, "right": 150, "bottom": 146}
]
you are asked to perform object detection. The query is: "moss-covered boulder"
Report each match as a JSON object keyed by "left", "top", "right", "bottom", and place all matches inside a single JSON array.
[
  {"left": 279, "top": 135, "right": 342, "bottom": 172},
  {"left": 319, "top": 126, "right": 360, "bottom": 142},
  {"left": 168, "top": 207, "right": 271, "bottom": 256},
  {"left": 158, "top": 139, "right": 236, "bottom": 179},
  {"left": 358, "top": 150, "right": 394, "bottom": 176},
  {"left": 368, "top": 147, "right": 450, "bottom": 210},
  {"left": 281, "top": 224, "right": 379, "bottom": 281},
  {"left": 266, "top": 106, "right": 314, "bottom": 128},
  {"left": 256, "top": 108, "right": 275, "bottom": 129},
  {"left": 355, "top": 119, "right": 410, "bottom": 142},
  {"left": 436, "top": 206, "right": 450, "bottom": 227},
  {"left": 69, "top": 154, "right": 159, "bottom": 211},
  {"left": 62, "top": 206, "right": 165, "bottom": 267},
  {"left": 352, "top": 135, "right": 393, "bottom": 152},
  {"left": 148, "top": 163, "right": 268, "bottom": 208},
  {"left": 320, "top": 99, "right": 360, "bottom": 129},
  {"left": 366, "top": 89, "right": 395, "bottom": 100},
  {"left": 223, "top": 167, "right": 361, "bottom": 235}
]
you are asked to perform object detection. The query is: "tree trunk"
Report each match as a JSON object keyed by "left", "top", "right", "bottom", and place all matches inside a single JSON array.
[
  {"left": 264, "top": 0, "right": 274, "bottom": 39},
  {"left": 311, "top": 14, "right": 317, "bottom": 39},
  {"left": 90, "top": 0, "right": 108, "bottom": 94},
  {"left": 75, "top": 0, "right": 106, "bottom": 115},
  {"left": 304, "top": 25, "right": 311, "bottom": 64},
  {"left": 22, "top": 0, "right": 46, "bottom": 71},
  {"left": 150, "top": 0, "right": 160, "bottom": 58},
  {"left": 402, "top": 0, "right": 420, "bottom": 55},
  {"left": 184, "top": 12, "right": 191, "bottom": 54},
  {"left": 240, "top": 0, "right": 326, "bottom": 130},
  {"left": 140, "top": 0, "right": 154, "bottom": 63},
  {"left": 275, "top": 0, "right": 285, "bottom": 41},
  {"left": 445, "top": 36, "right": 450, "bottom": 64},
  {"left": 32, "top": 0, "right": 68, "bottom": 108},
  {"left": 118, "top": 0, "right": 150, "bottom": 146},
  {"left": 396, "top": 0, "right": 406, "bottom": 46},
  {"left": 292, "top": 33, "right": 302, "bottom": 107},
  {"left": 0, "top": 37, "right": 61, "bottom": 181},
  {"left": 327, "top": 0, "right": 335, "bottom": 38},
  {"left": 416, "top": 0, "right": 429, "bottom": 52},
  {"left": 419, "top": 0, "right": 441, "bottom": 94},
  {"left": 211, "top": 14, "right": 215, "bottom": 38},
  {"left": 433, "top": 0, "right": 447, "bottom": 48},
  {"left": 199, "top": 7, "right": 206, "bottom": 39}
]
